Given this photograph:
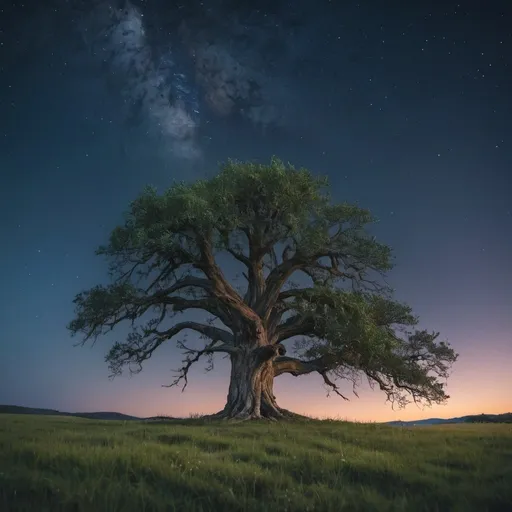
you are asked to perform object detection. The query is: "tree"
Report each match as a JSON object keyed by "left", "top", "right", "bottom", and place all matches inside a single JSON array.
[{"left": 68, "top": 157, "right": 458, "bottom": 420}]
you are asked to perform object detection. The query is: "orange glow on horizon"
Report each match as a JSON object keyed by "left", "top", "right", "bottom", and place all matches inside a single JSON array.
[
  {"left": 41, "top": 336, "right": 510, "bottom": 423},
  {"left": 65, "top": 360, "right": 511, "bottom": 423}
]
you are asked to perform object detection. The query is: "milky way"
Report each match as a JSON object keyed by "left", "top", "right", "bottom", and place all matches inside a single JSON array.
[
  {"left": 72, "top": 0, "right": 316, "bottom": 160},
  {"left": 77, "top": 2, "right": 200, "bottom": 159}
]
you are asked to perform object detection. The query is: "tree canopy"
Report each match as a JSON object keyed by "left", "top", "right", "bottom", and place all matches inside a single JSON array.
[{"left": 68, "top": 157, "right": 458, "bottom": 419}]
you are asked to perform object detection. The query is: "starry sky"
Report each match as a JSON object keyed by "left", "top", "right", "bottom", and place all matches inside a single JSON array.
[{"left": 1, "top": 0, "right": 511, "bottom": 422}]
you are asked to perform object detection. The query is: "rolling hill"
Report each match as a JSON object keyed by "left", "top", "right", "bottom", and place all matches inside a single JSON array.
[
  {"left": 1, "top": 405, "right": 510, "bottom": 424},
  {"left": 0, "top": 405, "right": 140, "bottom": 421}
]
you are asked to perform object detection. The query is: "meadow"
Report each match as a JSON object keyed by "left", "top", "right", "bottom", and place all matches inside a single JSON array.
[{"left": 0, "top": 414, "right": 511, "bottom": 512}]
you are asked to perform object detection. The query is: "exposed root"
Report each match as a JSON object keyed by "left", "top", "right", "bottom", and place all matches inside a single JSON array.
[{"left": 205, "top": 402, "right": 309, "bottom": 422}]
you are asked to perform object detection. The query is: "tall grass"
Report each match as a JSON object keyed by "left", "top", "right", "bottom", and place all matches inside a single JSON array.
[{"left": 0, "top": 414, "right": 511, "bottom": 511}]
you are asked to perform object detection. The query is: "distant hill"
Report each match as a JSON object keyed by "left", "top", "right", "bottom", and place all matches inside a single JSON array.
[
  {"left": 385, "top": 412, "right": 512, "bottom": 427},
  {"left": 1, "top": 405, "right": 510, "bottom": 424},
  {"left": 464, "top": 413, "right": 512, "bottom": 424},
  {"left": 0, "top": 405, "right": 63, "bottom": 416},
  {"left": 0, "top": 405, "right": 141, "bottom": 421}
]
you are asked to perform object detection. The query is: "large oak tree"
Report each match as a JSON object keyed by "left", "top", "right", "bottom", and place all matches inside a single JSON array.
[{"left": 68, "top": 158, "right": 458, "bottom": 420}]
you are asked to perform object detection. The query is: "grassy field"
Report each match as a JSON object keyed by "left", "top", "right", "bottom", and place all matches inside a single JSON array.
[{"left": 0, "top": 414, "right": 511, "bottom": 511}]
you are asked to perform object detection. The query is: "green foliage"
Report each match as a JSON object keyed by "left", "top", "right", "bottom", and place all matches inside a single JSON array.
[
  {"left": 68, "top": 157, "right": 457, "bottom": 412},
  {"left": 94, "top": 157, "right": 391, "bottom": 280},
  {"left": 284, "top": 286, "right": 457, "bottom": 407},
  {"left": 1, "top": 414, "right": 512, "bottom": 511},
  {"left": 68, "top": 283, "right": 138, "bottom": 341}
]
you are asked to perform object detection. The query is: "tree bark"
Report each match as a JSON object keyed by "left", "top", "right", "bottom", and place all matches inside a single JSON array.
[{"left": 211, "top": 344, "right": 299, "bottom": 420}]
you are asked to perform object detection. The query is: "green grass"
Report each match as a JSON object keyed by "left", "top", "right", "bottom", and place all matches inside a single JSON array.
[{"left": 1, "top": 414, "right": 511, "bottom": 511}]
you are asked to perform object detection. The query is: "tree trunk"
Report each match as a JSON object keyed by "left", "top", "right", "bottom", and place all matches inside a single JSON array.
[{"left": 211, "top": 345, "right": 299, "bottom": 420}]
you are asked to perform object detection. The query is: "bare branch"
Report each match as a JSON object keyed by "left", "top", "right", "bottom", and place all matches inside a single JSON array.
[
  {"left": 273, "top": 355, "right": 349, "bottom": 400},
  {"left": 273, "top": 355, "right": 328, "bottom": 376},
  {"left": 195, "top": 232, "right": 261, "bottom": 325},
  {"left": 106, "top": 320, "right": 236, "bottom": 379},
  {"left": 164, "top": 338, "right": 238, "bottom": 392},
  {"left": 319, "top": 371, "right": 350, "bottom": 400},
  {"left": 157, "top": 276, "right": 214, "bottom": 296},
  {"left": 274, "top": 314, "right": 314, "bottom": 343},
  {"left": 257, "top": 256, "right": 305, "bottom": 317},
  {"left": 226, "top": 248, "right": 250, "bottom": 266},
  {"left": 114, "top": 260, "right": 142, "bottom": 284},
  {"left": 277, "top": 287, "right": 311, "bottom": 301},
  {"left": 155, "top": 322, "right": 235, "bottom": 346}
]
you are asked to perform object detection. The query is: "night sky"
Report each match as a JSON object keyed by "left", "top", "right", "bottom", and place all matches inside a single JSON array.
[{"left": 1, "top": 0, "right": 511, "bottom": 422}]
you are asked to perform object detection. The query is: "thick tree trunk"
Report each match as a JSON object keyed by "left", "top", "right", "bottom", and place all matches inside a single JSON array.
[{"left": 211, "top": 345, "right": 300, "bottom": 420}]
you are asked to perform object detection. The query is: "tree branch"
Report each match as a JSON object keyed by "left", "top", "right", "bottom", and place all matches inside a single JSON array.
[
  {"left": 273, "top": 314, "right": 315, "bottom": 343},
  {"left": 155, "top": 322, "right": 235, "bottom": 346},
  {"left": 196, "top": 232, "right": 261, "bottom": 325},
  {"left": 150, "top": 275, "right": 213, "bottom": 296},
  {"left": 164, "top": 338, "right": 238, "bottom": 392},
  {"left": 106, "top": 320, "right": 237, "bottom": 378},
  {"left": 273, "top": 355, "right": 349, "bottom": 400},
  {"left": 273, "top": 355, "right": 328, "bottom": 376},
  {"left": 256, "top": 257, "right": 305, "bottom": 317}
]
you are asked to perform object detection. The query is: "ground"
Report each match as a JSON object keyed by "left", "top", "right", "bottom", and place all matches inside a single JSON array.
[{"left": 0, "top": 414, "right": 511, "bottom": 511}]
